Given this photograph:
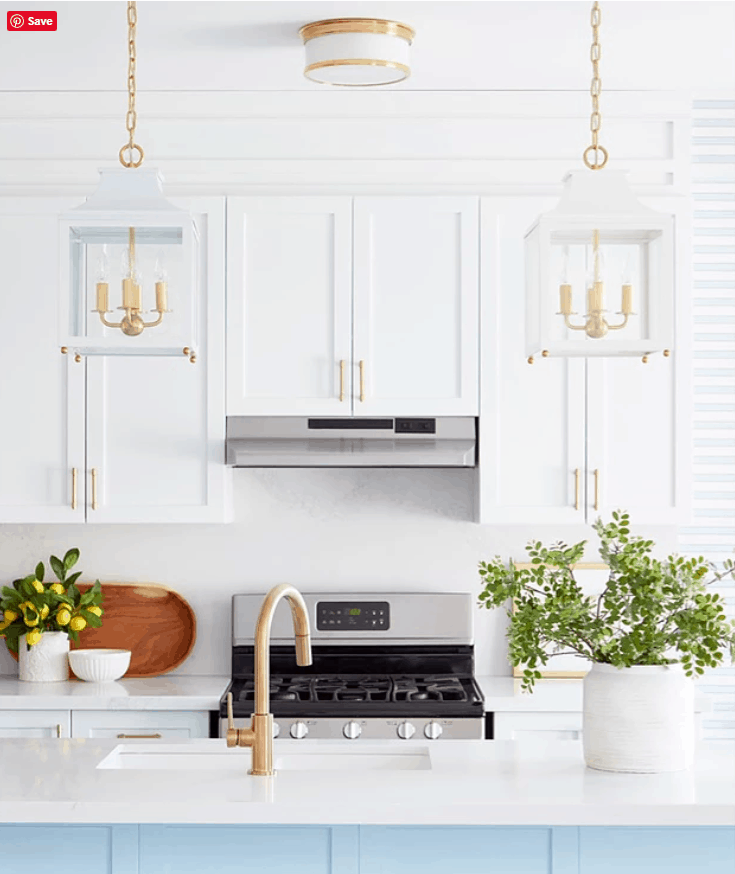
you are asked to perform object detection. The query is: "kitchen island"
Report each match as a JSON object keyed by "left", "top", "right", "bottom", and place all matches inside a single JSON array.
[{"left": 0, "top": 737, "right": 733, "bottom": 873}]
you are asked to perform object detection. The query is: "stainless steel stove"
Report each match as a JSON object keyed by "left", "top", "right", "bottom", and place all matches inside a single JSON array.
[{"left": 219, "top": 592, "right": 485, "bottom": 741}]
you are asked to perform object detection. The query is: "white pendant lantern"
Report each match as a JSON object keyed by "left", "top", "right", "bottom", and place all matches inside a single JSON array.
[
  {"left": 59, "top": 1, "right": 198, "bottom": 363},
  {"left": 299, "top": 18, "right": 414, "bottom": 86},
  {"left": 524, "top": 2, "right": 675, "bottom": 362}
]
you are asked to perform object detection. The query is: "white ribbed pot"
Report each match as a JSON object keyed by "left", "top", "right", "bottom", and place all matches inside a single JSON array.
[
  {"left": 583, "top": 663, "right": 695, "bottom": 773},
  {"left": 18, "top": 631, "right": 70, "bottom": 682}
]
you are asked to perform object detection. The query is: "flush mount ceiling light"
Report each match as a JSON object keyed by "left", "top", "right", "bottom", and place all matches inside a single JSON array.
[
  {"left": 524, "top": 2, "right": 674, "bottom": 363},
  {"left": 299, "top": 18, "right": 415, "bottom": 86}
]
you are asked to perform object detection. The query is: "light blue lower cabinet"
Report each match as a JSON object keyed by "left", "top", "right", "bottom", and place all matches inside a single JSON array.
[
  {"left": 0, "top": 824, "right": 137, "bottom": 874},
  {"left": 2, "top": 824, "right": 733, "bottom": 873}
]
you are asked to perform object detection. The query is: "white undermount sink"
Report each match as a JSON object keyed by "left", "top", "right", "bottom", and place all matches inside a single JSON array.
[{"left": 97, "top": 743, "right": 432, "bottom": 772}]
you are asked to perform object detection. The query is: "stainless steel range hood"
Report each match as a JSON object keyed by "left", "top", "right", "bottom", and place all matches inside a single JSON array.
[{"left": 225, "top": 417, "right": 476, "bottom": 468}]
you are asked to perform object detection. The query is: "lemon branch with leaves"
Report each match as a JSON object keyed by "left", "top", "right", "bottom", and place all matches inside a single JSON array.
[{"left": 0, "top": 549, "right": 104, "bottom": 651}]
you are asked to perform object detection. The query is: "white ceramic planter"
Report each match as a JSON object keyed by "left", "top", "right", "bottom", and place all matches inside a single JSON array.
[
  {"left": 18, "top": 631, "right": 70, "bottom": 683},
  {"left": 583, "top": 663, "right": 695, "bottom": 773}
]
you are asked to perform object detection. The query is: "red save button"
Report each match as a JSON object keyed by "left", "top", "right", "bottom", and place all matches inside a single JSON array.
[{"left": 7, "top": 11, "right": 57, "bottom": 31}]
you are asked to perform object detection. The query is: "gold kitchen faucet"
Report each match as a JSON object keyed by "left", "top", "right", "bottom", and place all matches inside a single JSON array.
[{"left": 226, "top": 584, "right": 312, "bottom": 776}]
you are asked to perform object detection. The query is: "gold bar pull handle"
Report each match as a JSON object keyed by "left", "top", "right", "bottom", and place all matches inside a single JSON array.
[
  {"left": 71, "top": 468, "right": 78, "bottom": 511},
  {"left": 594, "top": 468, "right": 600, "bottom": 511},
  {"left": 574, "top": 468, "right": 581, "bottom": 511},
  {"left": 359, "top": 360, "right": 366, "bottom": 403},
  {"left": 56, "top": 724, "right": 62, "bottom": 739},
  {"left": 116, "top": 733, "right": 163, "bottom": 739},
  {"left": 339, "top": 360, "right": 346, "bottom": 402},
  {"left": 91, "top": 468, "right": 98, "bottom": 511}
]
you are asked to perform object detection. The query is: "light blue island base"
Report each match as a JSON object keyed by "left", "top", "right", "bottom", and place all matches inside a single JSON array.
[{"left": 2, "top": 824, "right": 734, "bottom": 873}]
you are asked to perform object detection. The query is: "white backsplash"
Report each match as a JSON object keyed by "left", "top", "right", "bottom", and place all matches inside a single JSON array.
[{"left": 0, "top": 469, "right": 678, "bottom": 679}]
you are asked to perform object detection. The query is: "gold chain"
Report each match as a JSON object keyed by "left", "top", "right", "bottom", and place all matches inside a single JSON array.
[
  {"left": 583, "top": 2, "right": 608, "bottom": 170},
  {"left": 119, "top": 1, "right": 144, "bottom": 168}
]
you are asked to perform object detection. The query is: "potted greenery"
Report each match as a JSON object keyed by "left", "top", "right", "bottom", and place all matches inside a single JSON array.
[
  {"left": 478, "top": 512, "right": 735, "bottom": 773},
  {"left": 0, "top": 549, "right": 104, "bottom": 682}
]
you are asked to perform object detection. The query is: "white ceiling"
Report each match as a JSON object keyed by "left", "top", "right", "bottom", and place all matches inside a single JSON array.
[{"left": 0, "top": 0, "right": 732, "bottom": 92}]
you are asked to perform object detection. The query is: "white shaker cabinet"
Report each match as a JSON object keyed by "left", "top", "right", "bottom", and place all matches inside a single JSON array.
[
  {"left": 0, "top": 197, "right": 229, "bottom": 524},
  {"left": 0, "top": 710, "right": 70, "bottom": 739},
  {"left": 71, "top": 710, "right": 209, "bottom": 739},
  {"left": 226, "top": 197, "right": 353, "bottom": 416},
  {"left": 353, "top": 197, "right": 479, "bottom": 416},
  {"left": 0, "top": 199, "right": 85, "bottom": 523},
  {"left": 227, "top": 196, "right": 479, "bottom": 416},
  {"left": 479, "top": 197, "right": 682, "bottom": 525}
]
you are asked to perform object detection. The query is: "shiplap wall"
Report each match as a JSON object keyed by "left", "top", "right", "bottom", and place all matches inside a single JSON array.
[{"left": 682, "top": 99, "right": 735, "bottom": 738}]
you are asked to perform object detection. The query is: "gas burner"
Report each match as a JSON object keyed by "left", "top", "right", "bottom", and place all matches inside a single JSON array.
[
  {"left": 313, "top": 675, "right": 392, "bottom": 703},
  {"left": 393, "top": 675, "right": 469, "bottom": 703}
]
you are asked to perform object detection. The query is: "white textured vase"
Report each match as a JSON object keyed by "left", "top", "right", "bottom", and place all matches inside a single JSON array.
[
  {"left": 583, "top": 663, "right": 694, "bottom": 773},
  {"left": 18, "top": 631, "right": 70, "bottom": 683}
]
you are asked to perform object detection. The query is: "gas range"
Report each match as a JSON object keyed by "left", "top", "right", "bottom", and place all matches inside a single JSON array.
[{"left": 219, "top": 593, "right": 485, "bottom": 741}]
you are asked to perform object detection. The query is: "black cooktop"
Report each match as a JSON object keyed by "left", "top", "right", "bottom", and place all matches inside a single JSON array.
[{"left": 224, "top": 673, "right": 483, "bottom": 718}]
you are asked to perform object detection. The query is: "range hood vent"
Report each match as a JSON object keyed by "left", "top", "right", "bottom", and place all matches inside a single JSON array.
[{"left": 225, "top": 417, "right": 476, "bottom": 468}]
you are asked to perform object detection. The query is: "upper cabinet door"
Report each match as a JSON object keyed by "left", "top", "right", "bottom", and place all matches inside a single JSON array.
[
  {"left": 586, "top": 355, "right": 682, "bottom": 525},
  {"left": 478, "top": 198, "right": 586, "bottom": 525},
  {"left": 85, "top": 198, "right": 229, "bottom": 524},
  {"left": 0, "top": 199, "right": 85, "bottom": 523},
  {"left": 353, "top": 197, "right": 479, "bottom": 416},
  {"left": 227, "top": 197, "right": 353, "bottom": 416}
]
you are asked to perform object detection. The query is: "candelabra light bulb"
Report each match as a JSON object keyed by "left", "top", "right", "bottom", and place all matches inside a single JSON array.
[
  {"left": 95, "top": 245, "right": 109, "bottom": 283},
  {"left": 154, "top": 249, "right": 168, "bottom": 283},
  {"left": 622, "top": 252, "right": 634, "bottom": 285},
  {"left": 121, "top": 246, "right": 132, "bottom": 280},
  {"left": 559, "top": 245, "right": 570, "bottom": 284}
]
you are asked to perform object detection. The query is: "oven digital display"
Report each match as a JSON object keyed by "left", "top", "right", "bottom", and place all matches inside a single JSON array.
[{"left": 316, "top": 601, "right": 390, "bottom": 631}]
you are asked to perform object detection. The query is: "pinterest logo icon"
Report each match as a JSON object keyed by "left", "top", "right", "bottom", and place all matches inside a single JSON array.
[{"left": 8, "top": 13, "right": 24, "bottom": 28}]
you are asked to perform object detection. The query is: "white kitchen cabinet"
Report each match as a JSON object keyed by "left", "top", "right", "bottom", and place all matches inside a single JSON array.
[
  {"left": 227, "top": 197, "right": 353, "bottom": 416},
  {"left": 479, "top": 197, "right": 682, "bottom": 525},
  {"left": 353, "top": 197, "right": 479, "bottom": 416},
  {"left": 493, "top": 711, "right": 582, "bottom": 741},
  {"left": 0, "top": 197, "right": 229, "bottom": 524},
  {"left": 0, "top": 199, "right": 85, "bottom": 523},
  {"left": 71, "top": 710, "right": 209, "bottom": 739},
  {"left": 0, "top": 710, "right": 70, "bottom": 738},
  {"left": 227, "top": 196, "right": 479, "bottom": 416}
]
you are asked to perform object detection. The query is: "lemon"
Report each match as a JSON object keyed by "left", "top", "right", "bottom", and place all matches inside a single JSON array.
[
  {"left": 4, "top": 609, "right": 18, "bottom": 623},
  {"left": 40, "top": 604, "right": 50, "bottom": 620},
  {"left": 56, "top": 609, "right": 71, "bottom": 626},
  {"left": 31, "top": 580, "right": 44, "bottom": 594},
  {"left": 26, "top": 629, "right": 42, "bottom": 647},
  {"left": 0, "top": 620, "right": 10, "bottom": 633},
  {"left": 69, "top": 616, "right": 86, "bottom": 632},
  {"left": 87, "top": 606, "right": 102, "bottom": 617},
  {"left": 49, "top": 583, "right": 65, "bottom": 595},
  {"left": 24, "top": 614, "right": 39, "bottom": 627}
]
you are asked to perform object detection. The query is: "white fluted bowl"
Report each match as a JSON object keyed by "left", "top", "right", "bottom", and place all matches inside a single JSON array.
[{"left": 68, "top": 649, "right": 131, "bottom": 682}]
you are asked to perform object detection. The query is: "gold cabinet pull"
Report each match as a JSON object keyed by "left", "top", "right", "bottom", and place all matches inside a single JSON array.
[
  {"left": 594, "top": 468, "right": 600, "bottom": 511},
  {"left": 56, "top": 724, "right": 62, "bottom": 738},
  {"left": 117, "top": 733, "right": 163, "bottom": 739},
  {"left": 91, "top": 468, "right": 98, "bottom": 511},
  {"left": 71, "top": 468, "right": 78, "bottom": 511},
  {"left": 339, "top": 360, "right": 346, "bottom": 402},
  {"left": 574, "top": 468, "right": 581, "bottom": 511},
  {"left": 359, "top": 360, "right": 366, "bottom": 403}
]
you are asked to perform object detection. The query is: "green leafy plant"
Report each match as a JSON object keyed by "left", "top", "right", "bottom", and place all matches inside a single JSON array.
[
  {"left": 479, "top": 511, "right": 735, "bottom": 692},
  {"left": 0, "top": 549, "right": 104, "bottom": 652}
]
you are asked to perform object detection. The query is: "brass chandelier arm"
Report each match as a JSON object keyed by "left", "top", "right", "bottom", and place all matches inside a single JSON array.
[
  {"left": 563, "top": 316, "right": 591, "bottom": 332},
  {"left": 97, "top": 313, "right": 125, "bottom": 329},
  {"left": 605, "top": 314, "right": 630, "bottom": 332}
]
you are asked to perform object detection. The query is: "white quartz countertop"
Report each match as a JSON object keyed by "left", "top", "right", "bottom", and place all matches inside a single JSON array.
[
  {"left": 0, "top": 737, "right": 732, "bottom": 826},
  {"left": 476, "top": 675, "right": 714, "bottom": 713},
  {"left": 0, "top": 675, "right": 229, "bottom": 710}
]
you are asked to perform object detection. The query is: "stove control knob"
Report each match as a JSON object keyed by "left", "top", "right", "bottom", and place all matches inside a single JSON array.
[
  {"left": 343, "top": 721, "right": 362, "bottom": 740},
  {"left": 290, "top": 721, "right": 309, "bottom": 740},
  {"left": 424, "top": 721, "right": 443, "bottom": 740},
  {"left": 397, "top": 721, "right": 416, "bottom": 740},
  {"left": 272, "top": 722, "right": 281, "bottom": 739}
]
